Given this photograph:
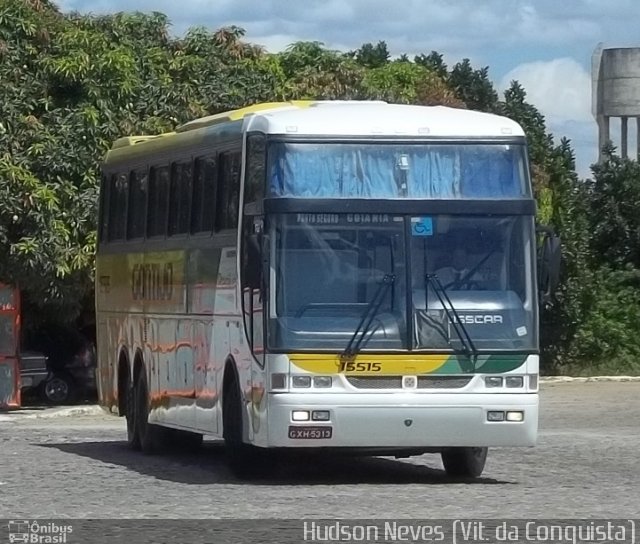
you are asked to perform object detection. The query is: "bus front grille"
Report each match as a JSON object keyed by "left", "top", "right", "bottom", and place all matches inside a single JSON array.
[
  {"left": 417, "top": 376, "right": 473, "bottom": 388},
  {"left": 346, "top": 375, "right": 473, "bottom": 389},
  {"left": 346, "top": 376, "right": 402, "bottom": 389}
]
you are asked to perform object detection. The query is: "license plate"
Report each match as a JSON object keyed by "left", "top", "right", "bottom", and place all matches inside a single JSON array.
[{"left": 288, "top": 426, "right": 333, "bottom": 440}]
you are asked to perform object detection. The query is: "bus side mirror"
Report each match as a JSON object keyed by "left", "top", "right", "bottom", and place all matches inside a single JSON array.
[{"left": 536, "top": 226, "right": 561, "bottom": 306}]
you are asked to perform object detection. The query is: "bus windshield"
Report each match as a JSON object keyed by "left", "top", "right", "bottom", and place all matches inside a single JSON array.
[
  {"left": 411, "top": 215, "right": 537, "bottom": 351},
  {"left": 269, "top": 214, "right": 408, "bottom": 351},
  {"left": 267, "top": 214, "right": 537, "bottom": 352},
  {"left": 268, "top": 142, "right": 529, "bottom": 199}
]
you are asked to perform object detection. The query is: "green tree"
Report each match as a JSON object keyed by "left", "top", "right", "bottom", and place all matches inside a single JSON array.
[
  {"left": 4, "top": 3, "right": 638, "bottom": 375},
  {"left": 448, "top": 59, "right": 499, "bottom": 112},
  {"left": 354, "top": 40, "right": 390, "bottom": 68},
  {"left": 551, "top": 144, "right": 640, "bottom": 374},
  {"left": 0, "top": 3, "right": 281, "bottom": 326},
  {"left": 362, "top": 61, "right": 439, "bottom": 103},
  {"left": 588, "top": 144, "right": 640, "bottom": 269},
  {"left": 276, "top": 41, "right": 363, "bottom": 100},
  {"left": 414, "top": 51, "right": 448, "bottom": 80}
]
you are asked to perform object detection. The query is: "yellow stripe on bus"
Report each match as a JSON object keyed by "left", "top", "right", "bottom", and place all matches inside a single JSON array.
[
  {"left": 289, "top": 353, "right": 450, "bottom": 375},
  {"left": 226, "top": 100, "right": 314, "bottom": 120}
]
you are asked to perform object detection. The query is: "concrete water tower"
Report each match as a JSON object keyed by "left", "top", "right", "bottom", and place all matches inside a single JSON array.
[{"left": 592, "top": 44, "right": 640, "bottom": 161}]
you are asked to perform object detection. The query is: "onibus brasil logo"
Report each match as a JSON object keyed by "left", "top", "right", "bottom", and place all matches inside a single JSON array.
[{"left": 7, "top": 521, "right": 73, "bottom": 544}]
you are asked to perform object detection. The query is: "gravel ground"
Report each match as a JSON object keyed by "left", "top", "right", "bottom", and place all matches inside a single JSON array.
[{"left": 0, "top": 382, "right": 638, "bottom": 523}]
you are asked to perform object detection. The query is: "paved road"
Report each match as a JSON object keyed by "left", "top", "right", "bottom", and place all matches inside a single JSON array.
[{"left": 0, "top": 382, "right": 639, "bottom": 519}]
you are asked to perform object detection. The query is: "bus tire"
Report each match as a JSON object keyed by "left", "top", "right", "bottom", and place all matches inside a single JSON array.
[
  {"left": 125, "top": 376, "right": 140, "bottom": 451},
  {"left": 135, "top": 371, "right": 164, "bottom": 455},
  {"left": 223, "top": 379, "right": 274, "bottom": 479},
  {"left": 441, "top": 447, "right": 488, "bottom": 478}
]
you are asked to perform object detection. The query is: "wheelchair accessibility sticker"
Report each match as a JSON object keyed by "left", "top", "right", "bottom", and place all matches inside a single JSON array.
[{"left": 411, "top": 216, "right": 434, "bottom": 236}]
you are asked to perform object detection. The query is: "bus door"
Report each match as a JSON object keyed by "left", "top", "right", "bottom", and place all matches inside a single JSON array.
[{"left": 0, "top": 284, "right": 20, "bottom": 409}]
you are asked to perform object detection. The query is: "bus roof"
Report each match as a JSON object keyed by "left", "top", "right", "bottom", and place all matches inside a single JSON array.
[
  {"left": 242, "top": 101, "right": 525, "bottom": 138},
  {"left": 104, "top": 101, "right": 525, "bottom": 165}
]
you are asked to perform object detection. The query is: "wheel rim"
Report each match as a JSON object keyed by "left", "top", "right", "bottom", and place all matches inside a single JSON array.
[{"left": 45, "top": 378, "right": 69, "bottom": 403}]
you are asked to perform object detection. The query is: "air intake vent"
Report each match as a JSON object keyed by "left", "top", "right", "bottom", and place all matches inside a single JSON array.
[
  {"left": 346, "top": 375, "right": 472, "bottom": 389},
  {"left": 346, "top": 376, "right": 402, "bottom": 389},
  {"left": 417, "top": 376, "right": 472, "bottom": 388}
]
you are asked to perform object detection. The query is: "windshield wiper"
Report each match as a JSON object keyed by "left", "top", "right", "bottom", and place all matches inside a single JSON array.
[
  {"left": 450, "top": 244, "right": 499, "bottom": 289},
  {"left": 341, "top": 274, "right": 395, "bottom": 359},
  {"left": 426, "top": 273, "right": 478, "bottom": 368}
]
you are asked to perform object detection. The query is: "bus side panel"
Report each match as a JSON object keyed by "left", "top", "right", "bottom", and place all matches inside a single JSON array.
[{"left": 209, "top": 247, "right": 241, "bottom": 436}]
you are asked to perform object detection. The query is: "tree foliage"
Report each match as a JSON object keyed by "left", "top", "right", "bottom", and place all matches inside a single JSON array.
[
  {"left": 2, "top": 2, "right": 639, "bottom": 373},
  {"left": 353, "top": 40, "right": 390, "bottom": 69},
  {"left": 588, "top": 145, "right": 640, "bottom": 269}
]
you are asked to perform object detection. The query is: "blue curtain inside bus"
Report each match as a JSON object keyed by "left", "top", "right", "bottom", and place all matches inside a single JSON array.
[{"left": 268, "top": 143, "right": 528, "bottom": 199}]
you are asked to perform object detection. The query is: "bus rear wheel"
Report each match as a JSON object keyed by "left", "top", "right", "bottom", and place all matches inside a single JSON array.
[
  {"left": 441, "top": 447, "right": 488, "bottom": 478},
  {"left": 135, "top": 372, "right": 165, "bottom": 454},
  {"left": 223, "top": 379, "right": 274, "bottom": 479},
  {"left": 125, "top": 376, "right": 140, "bottom": 450}
]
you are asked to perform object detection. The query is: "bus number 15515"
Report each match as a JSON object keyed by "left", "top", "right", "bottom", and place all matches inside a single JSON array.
[{"left": 339, "top": 362, "right": 382, "bottom": 372}]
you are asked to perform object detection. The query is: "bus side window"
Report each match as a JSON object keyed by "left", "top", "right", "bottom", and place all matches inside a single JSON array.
[
  {"left": 241, "top": 218, "right": 264, "bottom": 356},
  {"left": 127, "top": 169, "right": 148, "bottom": 240},
  {"left": 216, "top": 151, "right": 241, "bottom": 231},
  {"left": 147, "top": 165, "right": 170, "bottom": 238},
  {"left": 98, "top": 174, "right": 110, "bottom": 243},
  {"left": 108, "top": 173, "right": 128, "bottom": 242},
  {"left": 192, "top": 156, "right": 217, "bottom": 234},
  {"left": 245, "top": 134, "right": 266, "bottom": 204},
  {"left": 169, "top": 162, "right": 193, "bottom": 236}
]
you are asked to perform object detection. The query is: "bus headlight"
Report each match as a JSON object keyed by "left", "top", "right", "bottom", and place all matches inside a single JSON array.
[
  {"left": 291, "top": 375, "right": 311, "bottom": 388},
  {"left": 505, "top": 376, "right": 524, "bottom": 388},
  {"left": 292, "top": 410, "right": 310, "bottom": 421},
  {"left": 485, "top": 376, "right": 503, "bottom": 388},
  {"left": 506, "top": 411, "right": 524, "bottom": 422},
  {"left": 312, "top": 410, "right": 330, "bottom": 421},
  {"left": 313, "top": 376, "right": 332, "bottom": 388}
]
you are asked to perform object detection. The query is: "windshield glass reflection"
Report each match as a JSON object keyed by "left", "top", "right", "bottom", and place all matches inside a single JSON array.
[
  {"left": 267, "top": 214, "right": 537, "bottom": 352},
  {"left": 269, "top": 214, "right": 407, "bottom": 351},
  {"left": 411, "top": 215, "right": 537, "bottom": 351}
]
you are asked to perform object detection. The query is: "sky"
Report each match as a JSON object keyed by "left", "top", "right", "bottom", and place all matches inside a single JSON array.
[{"left": 56, "top": 0, "right": 640, "bottom": 179}]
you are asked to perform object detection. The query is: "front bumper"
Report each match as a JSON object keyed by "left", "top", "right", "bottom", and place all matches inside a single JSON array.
[{"left": 266, "top": 392, "right": 538, "bottom": 449}]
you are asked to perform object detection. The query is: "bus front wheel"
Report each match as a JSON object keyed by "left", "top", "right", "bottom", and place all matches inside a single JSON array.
[
  {"left": 441, "top": 447, "right": 488, "bottom": 478},
  {"left": 223, "top": 379, "right": 274, "bottom": 479}
]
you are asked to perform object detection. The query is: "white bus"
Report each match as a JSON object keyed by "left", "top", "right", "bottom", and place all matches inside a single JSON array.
[{"left": 96, "top": 101, "right": 559, "bottom": 478}]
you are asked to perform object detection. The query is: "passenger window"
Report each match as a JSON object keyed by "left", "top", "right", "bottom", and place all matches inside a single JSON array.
[
  {"left": 99, "top": 174, "right": 110, "bottom": 243},
  {"left": 191, "top": 157, "right": 217, "bottom": 234},
  {"left": 108, "top": 173, "right": 128, "bottom": 241},
  {"left": 216, "top": 152, "right": 241, "bottom": 231},
  {"left": 127, "top": 169, "right": 148, "bottom": 239},
  {"left": 245, "top": 134, "right": 266, "bottom": 205},
  {"left": 147, "top": 165, "right": 170, "bottom": 237},
  {"left": 169, "top": 162, "right": 193, "bottom": 236}
]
